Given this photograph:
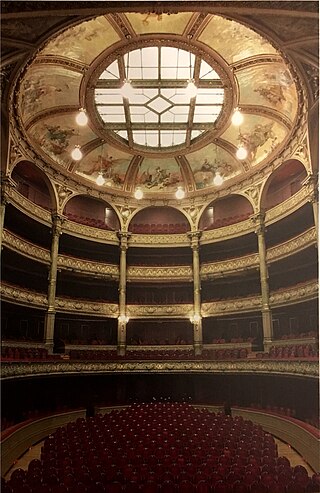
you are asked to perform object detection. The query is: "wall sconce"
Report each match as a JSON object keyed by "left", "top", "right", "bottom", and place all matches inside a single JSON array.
[{"left": 118, "top": 315, "right": 129, "bottom": 323}]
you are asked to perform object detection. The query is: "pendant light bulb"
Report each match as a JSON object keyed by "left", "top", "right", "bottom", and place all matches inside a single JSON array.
[
  {"left": 236, "top": 145, "right": 248, "bottom": 160},
  {"left": 96, "top": 172, "right": 105, "bottom": 186},
  {"left": 185, "top": 79, "right": 197, "bottom": 99},
  {"left": 231, "top": 108, "right": 243, "bottom": 126},
  {"left": 213, "top": 172, "right": 224, "bottom": 186},
  {"left": 71, "top": 145, "right": 83, "bottom": 161},
  {"left": 134, "top": 188, "right": 143, "bottom": 200},
  {"left": 76, "top": 108, "right": 88, "bottom": 126},
  {"left": 175, "top": 187, "right": 185, "bottom": 200}
]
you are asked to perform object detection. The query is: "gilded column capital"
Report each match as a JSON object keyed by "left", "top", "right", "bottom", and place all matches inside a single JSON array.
[
  {"left": 251, "top": 212, "right": 266, "bottom": 235},
  {"left": 1, "top": 174, "right": 16, "bottom": 205},
  {"left": 302, "top": 173, "right": 318, "bottom": 203},
  {"left": 188, "top": 230, "right": 202, "bottom": 250},
  {"left": 118, "top": 231, "right": 131, "bottom": 251}
]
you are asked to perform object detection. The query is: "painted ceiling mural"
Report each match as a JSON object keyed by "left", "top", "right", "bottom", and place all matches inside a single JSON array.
[{"left": 16, "top": 11, "right": 299, "bottom": 197}]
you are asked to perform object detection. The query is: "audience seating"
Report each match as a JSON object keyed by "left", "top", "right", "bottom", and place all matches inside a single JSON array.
[
  {"left": 66, "top": 213, "right": 113, "bottom": 230},
  {"left": 1, "top": 346, "right": 57, "bottom": 361},
  {"left": 3, "top": 402, "right": 317, "bottom": 492},
  {"left": 255, "top": 344, "right": 318, "bottom": 360}
]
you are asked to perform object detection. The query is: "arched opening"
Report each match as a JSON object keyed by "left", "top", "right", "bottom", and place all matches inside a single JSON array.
[
  {"left": 262, "top": 160, "right": 307, "bottom": 210},
  {"left": 199, "top": 195, "right": 253, "bottom": 230},
  {"left": 63, "top": 195, "right": 120, "bottom": 230},
  {"left": 11, "top": 161, "right": 53, "bottom": 210},
  {"left": 129, "top": 206, "right": 190, "bottom": 234}
]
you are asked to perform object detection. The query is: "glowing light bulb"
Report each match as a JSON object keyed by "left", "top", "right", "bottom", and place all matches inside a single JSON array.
[
  {"left": 96, "top": 172, "right": 105, "bottom": 186},
  {"left": 134, "top": 188, "right": 143, "bottom": 200},
  {"left": 236, "top": 146, "right": 248, "bottom": 160},
  {"left": 120, "top": 80, "right": 134, "bottom": 100},
  {"left": 71, "top": 145, "right": 83, "bottom": 161},
  {"left": 185, "top": 79, "right": 197, "bottom": 99},
  {"left": 76, "top": 108, "right": 88, "bottom": 126},
  {"left": 175, "top": 187, "right": 185, "bottom": 200},
  {"left": 213, "top": 172, "right": 224, "bottom": 186},
  {"left": 231, "top": 108, "right": 243, "bottom": 126}
]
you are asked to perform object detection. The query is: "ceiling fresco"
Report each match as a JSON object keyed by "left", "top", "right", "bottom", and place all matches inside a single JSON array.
[{"left": 16, "top": 10, "right": 300, "bottom": 198}]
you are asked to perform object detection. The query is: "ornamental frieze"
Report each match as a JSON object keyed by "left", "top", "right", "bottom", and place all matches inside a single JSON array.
[
  {"left": 267, "top": 227, "right": 317, "bottom": 261},
  {"left": 2, "top": 230, "right": 50, "bottom": 263},
  {"left": 63, "top": 220, "right": 119, "bottom": 244},
  {"left": 269, "top": 280, "right": 318, "bottom": 306},
  {"left": 202, "top": 296, "right": 262, "bottom": 317},
  {"left": 55, "top": 298, "right": 118, "bottom": 317},
  {"left": 201, "top": 219, "right": 252, "bottom": 243},
  {"left": 1, "top": 360, "right": 318, "bottom": 380},
  {"left": 265, "top": 187, "right": 308, "bottom": 224},
  {"left": 8, "top": 189, "right": 51, "bottom": 224},
  {"left": 58, "top": 255, "right": 119, "bottom": 279},
  {"left": 127, "top": 266, "right": 192, "bottom": 281},
  {"left": 0, "top": 283, "right": 47, "bottom": 308},
  {"left": 127, "top": 304, "right": 193, "bottom": 318},
  {"left": 128, "top": 233, "right": 189, "bottom": 246},
  {"left": 201, "top": 253, "right": 259, "bottom": 277}
]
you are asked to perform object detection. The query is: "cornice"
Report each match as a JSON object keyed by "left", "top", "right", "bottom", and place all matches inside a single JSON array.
[
  {"left": 1, "top": 359, "right": 318, "bottom": 381},
  {"left": 0, "top": 284, "right": 47, "bottom": 309},
  {"left": 55, "top": 297, "right": 119, "bottom": 317},
  {"left": 201, "top": 253, "right": 259, "bottom": 278},
  {"left": 7, "top": 188, "right": 52, "bottom": 226}
]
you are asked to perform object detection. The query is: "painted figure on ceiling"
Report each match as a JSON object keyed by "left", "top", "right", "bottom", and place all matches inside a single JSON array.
[{"left": 41, "top": 124, "right": 75, "bottom": 155}]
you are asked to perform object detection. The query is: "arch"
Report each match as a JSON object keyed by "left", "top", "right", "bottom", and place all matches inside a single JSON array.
[
  {"left": 260, "top": 160, "right": 308, "bottom": 211},
  {"left": 10, "top": 160, "right": 56, "bottom": 211},
  {"left": 63, "top": 194, "right": 120, "bottom": 231},
  {"left": 128, "top": 206, "right": 191, "bottom": 234},
  {"left": 199, "top": 194, "right": 254, "bottom": 231}
]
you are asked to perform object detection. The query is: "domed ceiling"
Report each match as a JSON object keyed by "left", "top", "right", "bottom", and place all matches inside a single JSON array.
[{"left": 17, "top": 11, "right": 300, "bottom": 199}]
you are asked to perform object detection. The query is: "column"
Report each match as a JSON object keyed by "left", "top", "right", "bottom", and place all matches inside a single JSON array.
[
  {"left": 303, "top": 174, "right": 318, "bottom": 241},
  {"left": 0, "top": 176, "right": 15, "bottom": 251},
  {"left": 44, "top": 213, "right": 63, "bottom": 353},
  {"left": 189, "top": 231, "right": 202, "bottom": 355},
  {"left": 254, "top": 212, "right": 273, "bottom": 348},
  {"left": 117, "top": 232, "right": 130, "bottom": 356}
]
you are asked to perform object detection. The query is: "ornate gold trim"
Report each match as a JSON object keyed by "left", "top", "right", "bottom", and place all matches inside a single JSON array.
[
  {"left": 126, "top": 304, "right": 193, "bottom": 318},
  {"left": 127, "top": 265, "right": 193, "bottom": 281},
  {"left": 58, "top": 255, "right": 119, "bottom": 279},
  {"left": 1, "top": 360, "right": 318, "bottom": 380}
]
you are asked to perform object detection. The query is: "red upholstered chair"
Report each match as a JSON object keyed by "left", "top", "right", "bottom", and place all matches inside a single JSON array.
[
  {"left": 107, "top": 482, "right": 123, "bottom": 493},
  {"left": 161, "top": 479, "right": 176, "bottom": 493},
  {"left": 177, "top": 479, "right": 194, "bottom": 493},
  {"left": 195, "top": 480, "right": 211, "bottom": 493},
  {"left": 140, "top": 480, "right": 159, "bottom": 493}
]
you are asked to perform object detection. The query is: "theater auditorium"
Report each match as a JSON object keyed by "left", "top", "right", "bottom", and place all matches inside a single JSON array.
[{"left": 1, "top": 1, "right": 319, "bottom": 492}]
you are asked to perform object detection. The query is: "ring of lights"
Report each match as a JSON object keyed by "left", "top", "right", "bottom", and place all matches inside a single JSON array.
[{"left": 84, "top": 36, "right": 236, "bottom": 157}]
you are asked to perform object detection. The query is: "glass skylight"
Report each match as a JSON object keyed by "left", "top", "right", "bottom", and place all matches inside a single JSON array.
[{"left": 95, "top": 45, "right": 225, "bottom": 150}]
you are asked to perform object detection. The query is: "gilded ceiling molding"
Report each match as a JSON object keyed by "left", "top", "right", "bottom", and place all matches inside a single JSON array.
[
  {"left": 108, "top": 13, "right": 136, "bottom": 39},
  {"left": 127, "top": 265, "right": 193, "bottom": 282},
  {"left": 24, "top": 105, "right": 81, "bottom": 131},
  {"left": 34, "top": 55, "right": 87, "bottom": 73},
  {"left": 2, "top": 230, "right": 50, "bottom": 264},
  {"left": 1, "top": 360, "right": 318, "bottom": 380},
  {"left": 126, "top": 304, "right": 193, "bottom": 318},
  {"left": 267, "top": 227, "right": 317, "bottom": 262},
  {"left": 58, "top": 255, "right": 119, "bottom": 279}
]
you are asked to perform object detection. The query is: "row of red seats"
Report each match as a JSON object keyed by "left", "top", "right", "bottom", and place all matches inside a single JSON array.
[
  {"left": 256, "top": 344, "right": 318, "bottom": 359},
  {"left": 66, "top": 213, "right": 113, "bottom": 230},
  {"left": 68, "top": 348, "right": 249, "bottom": 361},
  {"left": 1, "top": 346, "right": 57, "bottom": 361},
  {"left": 4, "top": 403, "right": 318, "bottom": 493},
  {"left": 130, "top": 223, "right": 189, "bottom": 234},
  {"left": 279, "top": 331, "right": 317, "bottom": 340},
  {"left": 204, "top": 213, "right": 251, "bottom": 230}
]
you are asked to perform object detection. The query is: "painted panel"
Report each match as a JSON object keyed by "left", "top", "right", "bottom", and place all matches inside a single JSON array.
[
  {"left": 221, "top": 115, "right": 288, "bottom": 166},
  {"left": 187, "top": 143, "right": 241, "bottom": 190},
  {"left": 19, "top": 65, "right": 82, "bottom": 121},
  {"left": 237, "top": 63, "right": 298, "bottom": 121},
  {"left": 136, "top": 158, "right": 183, "bottom": 192},
  {"left": 76, "top": 145, "right": 132, "bottom": 189},
  {"left": 28, "top": 114, "right": 97, "bottom": 168},
  {"left": 198, "top": 15, "right": 278, "bottom": 64},
  {"left": 125, "top": 12, "right": 193, "bottom": 35},
  {"left": 40, "top": 16, "right": 120, "bottom": 64}
]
